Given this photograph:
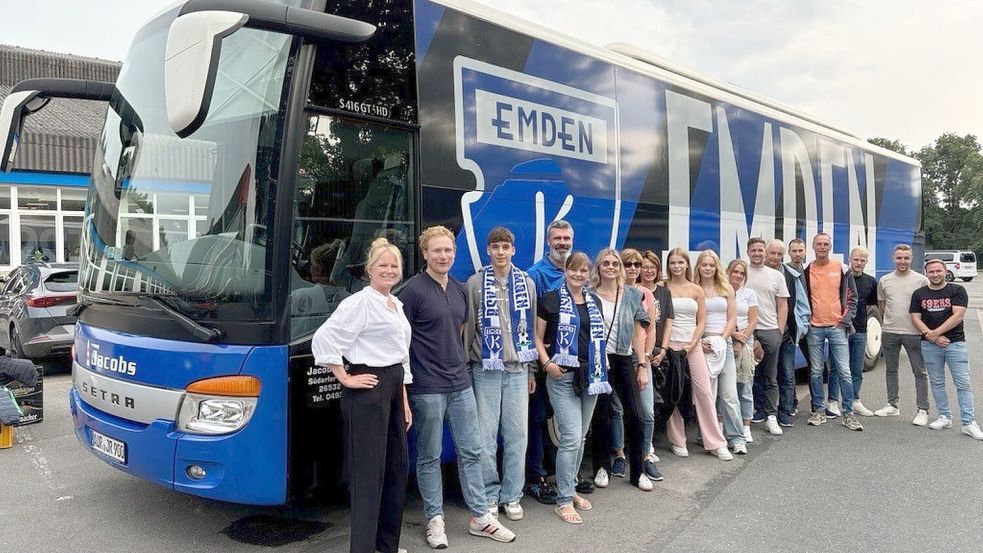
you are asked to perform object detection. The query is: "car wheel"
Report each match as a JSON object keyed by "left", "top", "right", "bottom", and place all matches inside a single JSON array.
[
  {"left": 962, "top": 277, "right": 974, "bottom": 282},
  {"left": 863, "top": 306, "right": 883, "bottom": 372},
  {"left": 8, "top": 326, "right": 24, "bottom": 359},
  {"left": 945, "top": 271, "right": 955, "bottom": 282}
]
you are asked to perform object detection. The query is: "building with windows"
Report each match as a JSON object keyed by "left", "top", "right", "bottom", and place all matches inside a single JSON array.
[{"left": 0, "top": 45, "right": 121, "bottom": 272}]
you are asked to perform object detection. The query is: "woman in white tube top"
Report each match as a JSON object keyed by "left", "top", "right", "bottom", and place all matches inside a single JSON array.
[{"left": 664, "top": 247, "right": 732, "bottom": 461}]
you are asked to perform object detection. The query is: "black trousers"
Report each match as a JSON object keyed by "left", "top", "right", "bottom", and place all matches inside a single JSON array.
[
  {"left": 590, "top": 353, "right": 645, "bottom": 484},
  {"left": 341, "top": 363, "right": 408, "bottom": 553}
]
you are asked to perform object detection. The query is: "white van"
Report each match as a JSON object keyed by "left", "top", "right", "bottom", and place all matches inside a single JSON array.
[{"left": 924, "top": 250, "right": 977, "bottom": 282}]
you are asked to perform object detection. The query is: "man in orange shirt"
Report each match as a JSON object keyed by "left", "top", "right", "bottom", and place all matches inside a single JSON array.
[{"left": 802, "top": 233, "right": 863, "bottom": 431}]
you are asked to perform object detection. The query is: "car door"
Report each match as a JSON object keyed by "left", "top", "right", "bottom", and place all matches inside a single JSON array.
[{"left": 0, "top": 268, "right": 25, "bottom": 349}]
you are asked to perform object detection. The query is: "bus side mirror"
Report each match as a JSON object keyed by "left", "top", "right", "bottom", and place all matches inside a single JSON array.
[
  {"left": 164, "top": 0, "right": 376, "bottom": 138},
  {"left": 0, "top": 90, "right": 49, "bottom": 173},
  {"left": 164, "top": 11, "right": 249, "bottom": 139}
]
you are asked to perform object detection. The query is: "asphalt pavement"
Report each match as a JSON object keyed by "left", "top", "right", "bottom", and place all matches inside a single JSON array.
[{"left": 2, "top": 279, "right": 983, "bottom": 552}]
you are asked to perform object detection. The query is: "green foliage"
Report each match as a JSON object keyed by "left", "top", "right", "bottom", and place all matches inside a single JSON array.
[{"left": 872, "top": 134, "right": 983, "bottom": 254}]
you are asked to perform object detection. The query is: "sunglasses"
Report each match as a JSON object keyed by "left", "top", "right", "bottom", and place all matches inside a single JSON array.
[{"left": 623, "top": 261, "right": 642, "bottom": 268}]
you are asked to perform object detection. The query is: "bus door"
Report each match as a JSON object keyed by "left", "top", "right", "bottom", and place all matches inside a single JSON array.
[{"left": 286, "top": 112, "right": 417, "bottom": 502}]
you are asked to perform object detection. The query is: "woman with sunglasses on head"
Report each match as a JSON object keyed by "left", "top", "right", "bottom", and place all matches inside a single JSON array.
[
  {"left": 695, "top": 250, "right": 746, "bottom": 455},
  {"left": 727, "top": 259, "right": 759, "bottom": 444},
  {"left": 587, "top": 248, "right": 657, "bottom": 494},
  {"left": 636, "top": 251, "right": 674, "bottom": 463},
  {"left": 665, "top": 248, "right": 733, "bottom": 461},
  {"left": 535, "top": 252, "right": 610, "bottom": 525}
]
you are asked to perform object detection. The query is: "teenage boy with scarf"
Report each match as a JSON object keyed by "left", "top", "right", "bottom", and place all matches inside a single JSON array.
[
  {"left": 464, "top": 226, "right": 538, "bottom": 522},
  {"left": 399, "top": 226, "right": 516, "bottom": 548}
]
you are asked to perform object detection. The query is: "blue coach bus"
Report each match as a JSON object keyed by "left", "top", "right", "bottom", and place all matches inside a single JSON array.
[{"left": 1, "top": 0, "right": 922, "bottom": 505}]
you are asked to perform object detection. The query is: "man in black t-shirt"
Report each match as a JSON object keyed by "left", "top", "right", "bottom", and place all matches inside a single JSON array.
[
  {"left": 829, "top": 247, "right": 879, "bottom": 416},
  {"left": 909, "top": 258, "right": 983, "bottom": 440}
]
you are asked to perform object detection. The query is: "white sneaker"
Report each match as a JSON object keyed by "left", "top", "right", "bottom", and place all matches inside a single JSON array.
[
  {"left": 732, "top": 442, "right": 748, "bottom": 455},
  {"left": 637, "top": 474, "right": 653, "bottom": 491},
  {"left": 712, "top": 446, "right": 734, "bottom": 461},
  {"left": 671, "top": 444, "right": 690, "bottom": 457},
  {"left": 743, "top": 425, "right": 754, "bottom": 443},
  {"left": 912, "top": 409, "right": 929, "bottom": 427},
  {"left": 765, "top": 415, "right": 784, "bottom": 435},
  {"left": 426, "top": 515, "right": 448, "bottom": 549},
  {"left": 646, "top": 450, "right": 661, "bottom": 464},
  {"left": 827, "top": 401, "right": 842, "bottom": 417},
  {"left": 928, "top": 415, "right": 952, "bottom": 430},
  {"left": 502, "top": 502, "right": 523, "bottom": 521},
  {"left": 961, "top": 421, "right": 983, "bottom": 440},
  {"left": 469, "top": 512, "right": 516, "bottom": 543},
  {"left": 593, "top": 467, "right": 609, "bottom": 488},
  {"left": 853, "top": 400, "right": 874, "bottom": 417},
  {"left": 874, "top": 404, "right": 900, "bottom": 417}
]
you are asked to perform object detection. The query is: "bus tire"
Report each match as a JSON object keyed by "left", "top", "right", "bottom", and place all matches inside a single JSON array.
[
  {"left": 962, "top": 277, "right": 974, "bottom": 282},
  {"left": 863, "top": 306, "right": 883, "bottom": 372}
]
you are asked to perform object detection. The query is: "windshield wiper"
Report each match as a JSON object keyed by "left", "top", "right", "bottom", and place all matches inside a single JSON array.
[{"left": 140, "top": 295, "right": 224, "bottom": 343}]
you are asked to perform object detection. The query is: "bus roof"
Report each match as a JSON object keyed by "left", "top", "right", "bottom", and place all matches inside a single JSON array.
[{"left": 436, "top": 0, "right": 921, "bottom": 168}]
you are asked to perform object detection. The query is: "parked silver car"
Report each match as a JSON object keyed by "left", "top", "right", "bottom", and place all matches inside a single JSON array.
[{"left": 0, "top": 263, "right": 78, "bottom": 359}]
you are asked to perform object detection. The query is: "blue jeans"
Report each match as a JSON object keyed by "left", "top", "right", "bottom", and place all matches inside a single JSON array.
[
  {"left": 472, "top": 366, "right": 530, "bottom": 506},
  {"left": 545, "top": 371, "right": 598, "bottom": 507},
  {"left": 715, "top": 338, "right": 746, "bottom": 446},
  {"left": 411, "top": 387, "right": 487, "bottom": 519},
  {"left": 777, "top": 336, "right": 798, "bottom": 423},
  {"left": 829, "top": 332, "right": 866, "bottom": 402},
  {"left": 807, "top": 326, "right": 853, "bottom": 415},
  {"left": 921, "top": 340, "right": 977, "bottom": 425}
]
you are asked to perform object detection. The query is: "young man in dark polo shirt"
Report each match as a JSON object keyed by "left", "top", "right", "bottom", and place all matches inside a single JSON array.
[{"left": 399, "top": 226, "right": 515, "bottom": 548}]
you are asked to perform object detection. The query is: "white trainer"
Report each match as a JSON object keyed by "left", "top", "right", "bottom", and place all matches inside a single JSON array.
[
  {"left": 733, "top": 442, "right": 748, "bottom": 455},
  {"left": 426, "top": 515, "right": 448, "bottom": 549},
  {"left": 912, "top": 409, "right": 930, "bottom": 427},
  {"left": 671, "top": 444, "right": 690, "bottom": 457},
  {"left": 743, "top": 425, "right": 754, "bottom": 443},
  {"left": 961, "top": 421, "right": 983, "bottom": 440},
  {"left": 765, "top": 415, "right": 784, "bottom": 435},
  {"left": 502, "top": 502, "right": 523, "bottom": 521},
  {"left": 827, "top": 401, "right": 842, "bottom": 417},
  {"left": 874, "top": 404, "right": 900, "bottom": 417},
  {"left": 469, "top": 512, "right": 516, "bottom": 543},
  {"left": 637, "top": 474, "right": 654, "bottom": 491},
  {"left": 712, "top": 446, "right": 734, "bottom": 461},
  {"left": 928, "top": 415, "right": 952, "bottom": 430},
  {"left": 593, "top": 467, "right": 609, "bottom": 488},
  {"left": 852, "top": 400, "right": 875, "bottom": 417},
  {"left": 646, "top": 450, "right": 661, "bottom": 464}
]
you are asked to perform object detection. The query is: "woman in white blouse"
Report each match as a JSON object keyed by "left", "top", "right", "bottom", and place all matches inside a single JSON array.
[{"left": 312, "top": 237, "right": 413, "bottom": 553}]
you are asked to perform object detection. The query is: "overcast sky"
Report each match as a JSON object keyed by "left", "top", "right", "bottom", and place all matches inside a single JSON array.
[{"left": 1, "top": 0, "right": 979, "bottom": 150}]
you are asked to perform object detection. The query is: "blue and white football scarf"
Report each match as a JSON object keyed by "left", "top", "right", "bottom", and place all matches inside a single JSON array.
[
  {"left": 480, "top": 265, "right": 538, "bottom": 370},
  {"left": 553, "top": 285, "right": 611, "bottom": 395}
]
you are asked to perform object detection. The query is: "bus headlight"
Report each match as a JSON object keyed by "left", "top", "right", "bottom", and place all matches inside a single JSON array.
[{"left": 177, "top": 393, "right": 258, "bottom": 435}]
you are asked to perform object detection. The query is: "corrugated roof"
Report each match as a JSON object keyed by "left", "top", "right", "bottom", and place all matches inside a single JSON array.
[{"left": 0, "top": 44, "right": 121, "bottom": 175}]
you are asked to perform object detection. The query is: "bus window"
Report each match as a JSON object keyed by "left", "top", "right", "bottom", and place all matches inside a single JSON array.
[{"left": 289, "top": 114, "right": 415, "bottom": 341}]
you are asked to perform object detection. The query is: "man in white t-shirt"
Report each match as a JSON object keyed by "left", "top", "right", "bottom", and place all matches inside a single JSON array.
[
  {"left": 874, "top": 244, "right": 931, "bottom": 424},
  {"left": 744, "top": 237, "right": 790, "bottom": 436}
]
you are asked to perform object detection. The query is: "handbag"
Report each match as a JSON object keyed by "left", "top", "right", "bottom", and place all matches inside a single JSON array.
[
  {"left": 661, "top": 348, "right": 690, "bottom": 410},
  {"left": 735, "top": 341, "right": 756, "bottom": 384}
]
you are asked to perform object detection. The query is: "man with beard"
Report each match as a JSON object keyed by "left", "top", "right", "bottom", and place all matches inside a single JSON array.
[
  {"left": 523, "top": 219, "right": 574, "bottom": 503},
  {"left": 764, "top": 239, "right": 810, "bottom": 427},
  {"left": 745, "top": 238, "right": 789, "bottom": 436}
]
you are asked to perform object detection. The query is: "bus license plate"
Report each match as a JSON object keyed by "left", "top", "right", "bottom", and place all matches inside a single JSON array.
[{"left": 91, "top": 429, "right": 127, "bottom": 465}]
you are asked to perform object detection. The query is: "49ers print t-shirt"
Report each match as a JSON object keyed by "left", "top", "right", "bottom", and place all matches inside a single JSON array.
[{"left": 909, "top": 283, "right": 969, "bottom": 342}]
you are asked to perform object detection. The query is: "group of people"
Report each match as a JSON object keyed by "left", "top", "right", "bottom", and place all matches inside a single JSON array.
[{"left": 312, "top": 221, "right": 983, "bottom": 553}]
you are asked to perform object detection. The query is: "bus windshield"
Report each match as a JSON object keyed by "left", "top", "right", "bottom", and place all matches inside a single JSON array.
[{"left": 80, "top": 4, "right": 299, "bottom": 321}]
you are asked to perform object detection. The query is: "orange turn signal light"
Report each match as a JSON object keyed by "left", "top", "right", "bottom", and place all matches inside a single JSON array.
[{"left": 186, "top": 376, "right": 261, "bottom": 397}]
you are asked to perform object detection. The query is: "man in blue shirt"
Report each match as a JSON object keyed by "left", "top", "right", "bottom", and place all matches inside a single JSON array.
[
  {"left": 400, "top": 226, "right": 516, "bottom": 548},
  {"left": 523, "top": 219, "right": 573, "bottom": 503}
]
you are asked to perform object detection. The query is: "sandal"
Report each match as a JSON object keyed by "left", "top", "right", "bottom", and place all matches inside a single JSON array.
[
  {"left": 554, "top": 504, "right": 583, "bottom": 525},
  {"left": 571, "top": 494, "right": 592, "bottom": 511}
]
